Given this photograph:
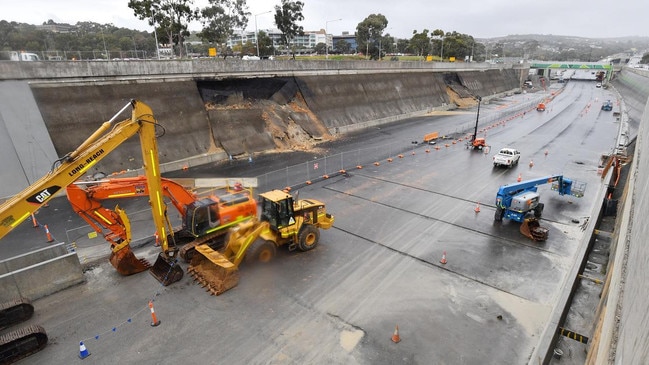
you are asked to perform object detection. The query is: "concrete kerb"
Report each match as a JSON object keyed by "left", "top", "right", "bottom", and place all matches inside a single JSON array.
[{"left": 528, "top": 168, "right": 611, "bottom": 365}]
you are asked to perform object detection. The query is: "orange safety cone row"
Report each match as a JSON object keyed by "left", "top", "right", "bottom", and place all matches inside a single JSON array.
[
  {"left": 474, "top": 202, "right": 481, "bottom": 213},
  {"left": 149, "top": 300, "right": 161, "bottom": 327},
  {"left": 440, "top": 251, "right": 447, "bottom": 265},
  {"left": 79, "top": 341, "right": 90, "bottom": 359},
  {"left": 391, "top": 325, "right": 401, "bottom": 343},
  {"left": 45, "top": 225, "right": 54, "bottom": 243}
]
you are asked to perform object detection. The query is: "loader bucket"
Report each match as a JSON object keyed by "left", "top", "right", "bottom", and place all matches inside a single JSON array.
[
  {"left": 149, "top": 253, "right": 184, "bottom": 286},
  {"left": 187, "top": 245, "right": 239, "bottom": 296},
  {"left": 520, "top": 218, "right": 549, "bottom": 241},
  {"left": 109, "top": 247, "right": 151, "bottom": 275}
]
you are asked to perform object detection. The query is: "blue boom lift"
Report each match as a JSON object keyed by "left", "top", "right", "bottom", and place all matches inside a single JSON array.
[{"left": 494, "top": 175, "right": 586, "bottom": 240}]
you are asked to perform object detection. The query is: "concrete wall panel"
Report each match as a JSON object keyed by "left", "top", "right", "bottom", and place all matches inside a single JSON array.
[
  {"left": 0, "top": 81, "right": 58, "bottom": 199},
  {"left": 295, "top": 73, "right": 451, "bottom": 130},
  {"left": 0, "top": 244, "right": 84, "bottom": 302},
  {"left": 29, "top": 81, "right": 212, "bottom": 176}
]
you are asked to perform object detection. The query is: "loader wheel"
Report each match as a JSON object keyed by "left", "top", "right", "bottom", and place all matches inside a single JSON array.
[
  {"left": 245, "top": 238, "right": 276, "bottom": 265},
  {"left": 298, "top": 225, "right": 320, "bottom": 251},
  {"left": 494, "top": 207, "right": 504, "bottom": 222},
  {"left": 534, "top": 203, "right": 544, "bottom": 218}
]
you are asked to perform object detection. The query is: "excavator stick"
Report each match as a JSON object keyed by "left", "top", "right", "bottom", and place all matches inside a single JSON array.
[
  {"left": 109, "top": 246, "right": 151, "bottom": 275},
  {"left": 187, "top": 245, "right": 239, "bottom": 296},
  {"left": 520, "top": 218, "right": 549, "bottom": 241},
  {"left": 149, "top": 253, "right": 184, "bottom": 286}
]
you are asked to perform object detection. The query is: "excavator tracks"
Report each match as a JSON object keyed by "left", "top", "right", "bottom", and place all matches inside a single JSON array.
[
  {"left": 0, "top": 324, "right": 48, "bottom": 364},
  {"left": 0, "top": 298, "right": 48, "bottom": 364},
  {"left": 0, "top": 298, "right": 34, "bottom": 330}
]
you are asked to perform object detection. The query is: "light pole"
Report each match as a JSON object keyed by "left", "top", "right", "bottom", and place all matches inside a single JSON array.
[
  {"left": 100, "top": 26, "right": 108, "bottom": 59},
  {"left": 151, "top": 9, "right": 160, "bottom": 60},
  {"left": 325, "top": 18, "right": 341, "bottom": 59},
  {"left": 440, "top": 36, "right": 445, "bottom": 62},
  {"left": 255, "top": 11, "right": 272, "bottom": 58}
]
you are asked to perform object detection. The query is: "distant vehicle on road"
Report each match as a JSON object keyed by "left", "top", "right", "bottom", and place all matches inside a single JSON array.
[{"left": 602, "top": 100, "right": 613, "bottom": 111}]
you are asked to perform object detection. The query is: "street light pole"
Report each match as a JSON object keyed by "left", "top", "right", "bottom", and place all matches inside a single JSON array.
[
  {"left": 325, "top": 18, "right": 341, "bottom": 59},
  {"left": 151, "top": 9, "right": 160, "bottom": 60},
  {"left": 440, "top": 36, "right": 445, "bottom": 62},
  {"left": 255, "top": 11, "right": 272, "bottom": 58},
  {"left": 101, "top": 26, "right": 108, "bottom": 59}
]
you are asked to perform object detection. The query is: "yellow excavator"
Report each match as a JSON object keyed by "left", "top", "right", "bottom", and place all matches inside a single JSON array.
[
  {"left": 0, "top": 100, "right": 183, "bottom": 363},
  {"left": 189, "top": 189, "right": 334, "bottom": 295}
]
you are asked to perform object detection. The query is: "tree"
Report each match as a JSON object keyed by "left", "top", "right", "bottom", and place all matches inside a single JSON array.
[
  {"left": 356, "top": 14, "right": 388, "bottom": 60},
  {"left": 128, "top": 0, "right": 197, "bottom": 58},
  {"left": 197, "top": 0, "right": 249, "bottom": 59},
  {"left": 334, "top": 39, "right": 351, "bottom": 54},
  {"left": 274, "top": 0, "right": 304, "bottom": 59},
  {"left": 409, "top": 29, "right": 430, "bottom": 59},
  {"left": 314, "top": 42, "right": 326, "bottom": 55},
  {"left": 257, "top": 30, "right": 274, "bottom": 57},
  {"left": 396, "top": 39, "right": 410, "bottom": 54}
]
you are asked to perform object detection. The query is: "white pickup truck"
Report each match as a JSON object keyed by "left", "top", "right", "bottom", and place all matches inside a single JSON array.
[{"left": 493, "top": 148, "right": 520, "bottom": 168}]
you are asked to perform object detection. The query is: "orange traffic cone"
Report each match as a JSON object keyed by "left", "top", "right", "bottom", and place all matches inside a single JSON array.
[
  {"left": 149, "top": 300, "right": 161, "bottom": 327},
  {"left": 440, "top": 251, "right": 447, "bottom": 265},
  {"left": 517, "top": 173, "right": 522, "bottom": 182},
  {"left": 391, "top": 325, "right": 401, "bottom": 343},
  {"left": 45, "top": 225, "right": 54, "bottom": 243},
  {"left": 31, "top": 213, "right": 38, "bottom": 228},
  {"left": 474, "top": 202, "right": 481, "bottom": 213},
  {"left": 154, "top": 232, "right": 160, "bottom": 247},
  {"left": 78, "top": 341, "right": 90, "bottom": 359}
]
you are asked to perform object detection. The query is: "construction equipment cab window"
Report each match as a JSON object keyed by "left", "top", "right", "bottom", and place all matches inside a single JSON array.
[{"left": 262, "top": 196, "right": 294, "bottom": 228}]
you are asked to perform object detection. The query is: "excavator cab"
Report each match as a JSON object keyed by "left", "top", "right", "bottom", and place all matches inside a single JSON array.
[{"left": 186, "top": 199, "right": 221, "bottom": 236}]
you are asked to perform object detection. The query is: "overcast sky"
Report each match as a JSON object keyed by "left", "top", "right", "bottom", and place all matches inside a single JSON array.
[{"left": 3, "top": 0, "right": 646, "bottom": 39}]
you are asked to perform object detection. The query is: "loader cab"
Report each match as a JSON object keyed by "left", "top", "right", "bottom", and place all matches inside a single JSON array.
[
  {"left": 186, "top": 199, "right": 220, "bottom": 236},
  {"left": 259, "top": 190, "right": 295, "bottom": 229}
]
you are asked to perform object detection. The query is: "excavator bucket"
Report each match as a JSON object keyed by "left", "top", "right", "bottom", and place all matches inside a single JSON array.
[
  {"left": 187, "top": 245, "right": 239, "bottom": 296},
  {"left": 520, "top": 218, "right": 549, "bottom": 241},
  {"left": 149, "top": 253, "right": 184, "bottom": 286},
  {"left": 109, "top": 247, "right": 151, "bottom": 275}
]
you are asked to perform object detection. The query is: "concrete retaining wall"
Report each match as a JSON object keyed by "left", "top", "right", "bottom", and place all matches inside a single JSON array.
[
  {"left": 589, "top": 67, "right": 649, "bottom": 363},
  {"left": 0, "top": 64, "right": 524, "bottom": 199},
  {"left": 0, "top": 242, "right": 84, "bottom": 302}
]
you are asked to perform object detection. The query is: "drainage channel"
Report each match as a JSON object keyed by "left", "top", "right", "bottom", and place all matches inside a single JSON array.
[{"left": 547, "top": 148, "right": 632, "bottom": 364}]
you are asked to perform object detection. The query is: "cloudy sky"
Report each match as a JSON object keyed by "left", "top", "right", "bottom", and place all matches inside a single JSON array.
[{"left": 3, "top": 0, "right": 646, "bottom": 39}]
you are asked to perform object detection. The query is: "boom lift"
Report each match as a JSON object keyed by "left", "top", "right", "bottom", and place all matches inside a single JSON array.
[
  {"left": 0, "top": 100, "right": 180, "bottom": 363},
  {"left": 66, "top": 176, "right": 257, "bottom": 268},
  {"left": 494, "top": 175, "right": 586, "bottom": 240},
  {"left": 467, "top": 95, "right": 487, "bottom": 150},
  {"left": 188, "top": 189, "right": 334, "bottom": 296}
]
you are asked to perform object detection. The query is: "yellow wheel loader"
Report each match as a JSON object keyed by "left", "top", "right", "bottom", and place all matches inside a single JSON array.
[{"left": 188, "top": 189, "right": 334, "bottom": 295}]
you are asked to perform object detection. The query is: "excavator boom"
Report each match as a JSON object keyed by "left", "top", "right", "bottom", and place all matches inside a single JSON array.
[{"left": 0, "top": 100, "right": 181, "bottom": 362}]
